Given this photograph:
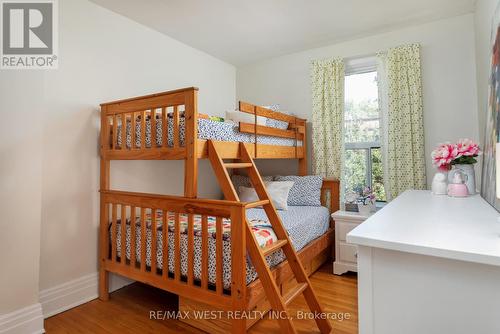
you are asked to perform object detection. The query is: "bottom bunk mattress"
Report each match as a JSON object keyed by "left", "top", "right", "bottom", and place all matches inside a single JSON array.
[{"left": 111, "top": 206, "right": 330, "bottom": 289}]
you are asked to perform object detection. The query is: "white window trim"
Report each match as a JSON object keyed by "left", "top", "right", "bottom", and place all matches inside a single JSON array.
[
  {"left": 345, "top": 142, "right": 380, "bottom": 150},
  {"left": 345, "top": 56, "right": 377, "bottom": 76}
]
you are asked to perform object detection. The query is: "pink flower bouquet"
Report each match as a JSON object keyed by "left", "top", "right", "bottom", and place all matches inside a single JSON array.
[{"left": 431, "top": 139, "right": 481, "bottom": 171}]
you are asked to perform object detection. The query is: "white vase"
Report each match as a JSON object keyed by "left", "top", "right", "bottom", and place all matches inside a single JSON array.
[
  {"left": 448, "top": 164, "right": 476, "bottom": 195},
  {"left": 431, "top": 172, "right": 448, "bottom": 195}
]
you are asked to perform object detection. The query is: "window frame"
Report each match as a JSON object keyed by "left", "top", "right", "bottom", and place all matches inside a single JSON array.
[
  {"left": 345, "top": 56, "right": 377, "bottom": 76},
  {"left": 344, "top": 143, "right": 380, "bottom": 195},
  {"left": 343, "top": 58, "right": 385, "bottom": 201}
]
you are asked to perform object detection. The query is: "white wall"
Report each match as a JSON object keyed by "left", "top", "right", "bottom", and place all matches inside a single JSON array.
[
  {"left": 0, "top": 0, "right": 235, "bottom": 318},
  {"left": 0, "top": 73, "right": 44, "bottom": 314},
  {"left": 474, "top": 0, "right": 499, "bottom": 147},
  {"left": 237, "top": 15, "right": 479, "bottom": 186}
]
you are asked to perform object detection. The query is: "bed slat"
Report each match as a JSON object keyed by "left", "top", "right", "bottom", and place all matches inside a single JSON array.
[
  {"left": 130, "top": 206, "right": 136, "bottom": 267},
  {"left": 162, "top": 210, "right": 168, "bottom": 278},
  {"left": 141, "top": 111, "right": 146, "bottom": 149},
  {"left": 187, "top": 213, "right": 194, "bottom": 286},
  {"left": 201, "top": 215, "right": 208, "bottom": 289},
  {"left": 105, "top": 116, "right": 111, "bottom": 150},
  {"left": 239, "top": 122, "right": 304, "bottom": 140},
  {"left": 151, "top": 109, "right": 157, "bottom": 148},
  {"left": 162, "top": 107, "right": 167, "bottom": 148},
  {"left": 140, "top": 208, "right": 146, "bottom": 272},
  {"left": 239, "top": 101, "right": 298, "bottom": 123},
  {"left": 174, "top": 212, "right": 181, "bottom": 281},
  {"left": 112, "top": 115, "right": 118, "bottom": 150},
  {"left": 111, "top": 204, "right": 117, "bottom": 262},
  {"left": 216, "top": 217, "right": 223, "bottom": 294},
  {"left": 151, "top": 208, "right": 157, "bottom": 274},
  {"left": 173, "top": 106, "right": 179, "bottom": 148},
  {"left": 131, "top": 113, "right": 136, "bottom": 150},
  {"left": 104, "top": 203, "right": 110, "bottom": 260},
  {"left": 120, "top": 205, "right": 126, "bottom": 263},
  {"left": 121, "top": 114, "right": 126, "bottom": 150}
]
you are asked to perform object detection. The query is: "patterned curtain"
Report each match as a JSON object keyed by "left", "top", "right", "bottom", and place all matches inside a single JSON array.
[
  {"left": 376, "top": 54, "right": 392, "bottom": 201},
  {"left": 311, "top": 58, "right": 345, "bottom": 181},
  {"left": 379, "top": 44, "right": 427, "bottom": 199}
]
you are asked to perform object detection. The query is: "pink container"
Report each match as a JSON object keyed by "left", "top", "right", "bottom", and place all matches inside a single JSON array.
[
  {"left": 447, "top": 169, "right": 469, "bottom": 197},
  {"left": 447, "top": 183, "right": 469, "bottom": 197}
]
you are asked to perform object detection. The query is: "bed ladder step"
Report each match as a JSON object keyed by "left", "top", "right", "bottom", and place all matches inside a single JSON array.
[
  {"left": 224, "top": 162, "right": 253, "bottom": 169},
  {"left": 245, "top": 199, "right": 270, "bottom": 208},
  {"left": 283, "top": 282, "right": 308, "bottom": 306},
  {"left": 207, "top": 140, "right": 332, "bottom": 334},
  {"left": 261, "top": 239, "right": 288, "bottom": 257}
]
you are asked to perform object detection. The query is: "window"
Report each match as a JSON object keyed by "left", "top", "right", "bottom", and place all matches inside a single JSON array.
[{"left": 344, "top": 68, "right": 386, "bottom": 202}]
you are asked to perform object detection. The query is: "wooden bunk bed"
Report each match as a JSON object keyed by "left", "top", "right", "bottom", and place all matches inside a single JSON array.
[{"left": 99, "top": 87, "right": 340, "bottom": 333}]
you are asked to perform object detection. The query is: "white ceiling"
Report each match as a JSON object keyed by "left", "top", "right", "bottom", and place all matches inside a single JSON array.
[{"left": 90, "top": 0, "right": 475, "bottom": 66}]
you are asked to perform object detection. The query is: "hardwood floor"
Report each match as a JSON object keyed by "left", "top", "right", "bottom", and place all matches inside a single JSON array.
[{"left": 44, "top": 264, "right": 358, "bottom": 333}]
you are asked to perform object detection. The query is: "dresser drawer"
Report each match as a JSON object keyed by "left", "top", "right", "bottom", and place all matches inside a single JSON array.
[
  {"left": 338, "top": 242, "right": 358, "bottom": 263},
  {"left": 336, "top": 221, "right": 358, "bottom": 241}
]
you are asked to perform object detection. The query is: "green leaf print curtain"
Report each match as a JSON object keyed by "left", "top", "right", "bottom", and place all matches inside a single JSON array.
[
  {"left": 311, "top": 58, "right": 345, "bottom": 181},
  {"left": 377, "top": 44, "right": 427, "bottom": 200}
]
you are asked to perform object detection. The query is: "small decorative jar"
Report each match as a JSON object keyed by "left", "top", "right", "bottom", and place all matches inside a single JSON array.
[
  {"left": 448, "top": 164, "right": 475, "bottom": 195},
  {"left": 357, "top": 203, "right": 372, "bottom": 216}
]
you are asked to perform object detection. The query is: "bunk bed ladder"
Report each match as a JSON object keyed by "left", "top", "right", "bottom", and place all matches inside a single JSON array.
[{"left": 207, "top": 140, "right": 332, "bottom": 334}]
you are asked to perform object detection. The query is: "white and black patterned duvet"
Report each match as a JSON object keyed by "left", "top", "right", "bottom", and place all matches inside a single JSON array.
[
  {"left": 112, "top": 206, "right": 329, "bottom": 290},
  {"left": 116, "top": 117, "right": 303, "bottom": 148}
]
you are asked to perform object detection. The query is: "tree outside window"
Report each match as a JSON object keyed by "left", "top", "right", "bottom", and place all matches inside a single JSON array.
[{"left": 344, "top": 70, "right": 386, "bottom": 202}]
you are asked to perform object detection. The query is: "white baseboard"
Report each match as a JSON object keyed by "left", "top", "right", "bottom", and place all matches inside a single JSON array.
[
  {"left": 39, "top": 272, "right": 133, "bottom": 319},
  {"left": 0, "top": 303, "right": 44, "bottom": 334}
]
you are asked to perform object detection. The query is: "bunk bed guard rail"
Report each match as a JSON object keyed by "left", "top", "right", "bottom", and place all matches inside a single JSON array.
[
  {"left": 100, "top": 87, "right": 198, "bottom": 160},
  {"left": 100, "top": 88, "right": 307, "bottom": 162},
  {"left": 99, "top": 189, "right": 247, "bottom": 311}
]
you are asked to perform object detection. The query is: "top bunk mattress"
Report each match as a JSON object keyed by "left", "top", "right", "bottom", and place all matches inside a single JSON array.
[{"left": 116, "top": 117, "right": 303, "bottom": 148}]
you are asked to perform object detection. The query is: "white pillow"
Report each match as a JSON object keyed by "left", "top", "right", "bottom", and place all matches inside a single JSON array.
[
  {"left": 226, "top": 110, "right": 267, "bottom": 126},
  {"left": 238, "top": 181, "right": 295, "bottom": 210}
]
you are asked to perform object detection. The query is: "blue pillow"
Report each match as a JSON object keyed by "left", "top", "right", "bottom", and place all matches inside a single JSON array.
[{"left": 274, "top": 175, "right": 323, "bottom": 206}]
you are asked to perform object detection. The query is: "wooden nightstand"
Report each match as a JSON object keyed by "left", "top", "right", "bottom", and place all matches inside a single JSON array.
[{"left": 332, "top": 210, "right": 372, "bottom": 275}]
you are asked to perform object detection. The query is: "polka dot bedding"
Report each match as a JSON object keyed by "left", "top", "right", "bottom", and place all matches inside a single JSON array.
[
  {"left": 115, "top": 117, "right": 303, "bottom": 148},
  {"left": 111, "top": 206, "right": 330, "bottom": 289}
]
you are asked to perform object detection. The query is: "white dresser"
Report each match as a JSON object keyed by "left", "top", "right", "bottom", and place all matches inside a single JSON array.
[
  {"left": 348, "top": 191, "right": 500, "bottom": 334},
  {"left": 332, "top": 210, "right": 372, "bottom": 275}
]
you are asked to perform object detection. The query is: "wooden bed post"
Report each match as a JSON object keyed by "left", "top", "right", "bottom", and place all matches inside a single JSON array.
[
  {"left": 230, "top": 206, "right": 247, "bottom": 333},
  {"left": 99, "top": 105, "right": 110, "bottom": 301},
  {"left": 184, "top": 88, "right": 199, "bottom": 198},
  {"left": 298, "top": 120, "right": 307, "bottom": 176},
  {"left": 321, "top": 179, "right": 340, "bottom": 213}
]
